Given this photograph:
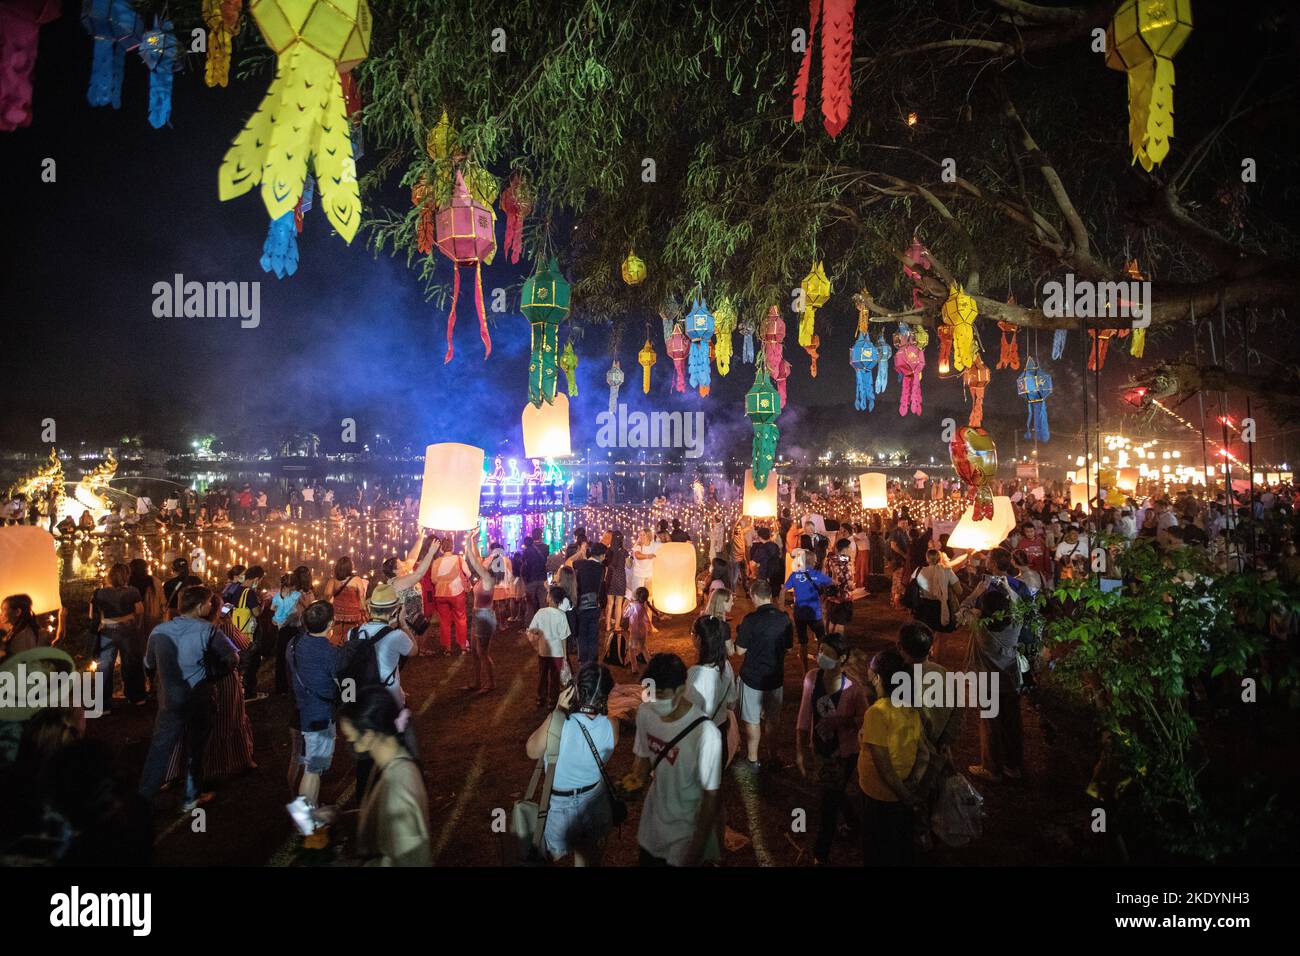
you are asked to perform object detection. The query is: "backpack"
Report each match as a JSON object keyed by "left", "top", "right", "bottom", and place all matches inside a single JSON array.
[
  {"left": 230, "top": 586, "right": 257, "bottom": 636},
  {"left": 335, "top": 625, "right": 399, "bottom": 694}
]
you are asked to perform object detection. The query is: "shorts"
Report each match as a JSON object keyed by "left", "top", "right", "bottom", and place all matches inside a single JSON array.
[
  {"left": 543, "top": 786, "right": 612, "bottom": 858},
  {"left": 739, "top": 682, "right": 783, "bottom": 725},
  {"left": 297, "top": 724, "right": 336, "bottom": 774},
  {"left": 472, "top": 608, "right": 497, "bottom": 649}
]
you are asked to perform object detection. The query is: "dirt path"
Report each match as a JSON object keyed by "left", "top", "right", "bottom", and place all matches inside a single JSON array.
[{"left": 96, "top": 590, "right": 1091, "bottom": 866}]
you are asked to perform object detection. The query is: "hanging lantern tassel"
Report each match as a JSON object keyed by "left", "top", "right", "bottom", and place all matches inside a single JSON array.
[
  {"left": 667, "top": 324, "right": 690, "bottom": 394},
  {"left": 808, "top": 333, "right": 820, "bottom": 377},
  {"left": 1105, "top": 0, "right": 1193, "bottom": 172},
  {"left": 84, "top": 0, "right": 141, "bottom": 110},
  {"left": 1088, "top": 329, "right": 1117, "bottom": 371},
  {"left": 559, "top": 341, "right": 578, "bottom": 396},
  {"left": 260, "top": 210, "right": 299, "bottom": 279},
  {"left": 499, "top": 173, "right": 530, "bottom": 265},
  {"left": 202, "top": 0, "right": 234, "bottom": 87},
  {"left": 713, "top": 297, "right": 736, "bottom": 375},
  {"left": 941, "top": 286, "right": 978, "bottom": 371},
  {"left": 996, "top": 322, "right": 1020, "bottom": 370},
  {"left": 1051, "top": 328, "right": 1067, "bottom": 361},
  {"left": 894, "top": 335, "right": 925, "bottom": 417},
  {"left": 963, "top": 354, "right": 991, "bottom": 427},
  {"left": 638, "top": 338, "right": 656, "bottom": 394},
  {"left": 412, "top": 178, "right": 434, "bottom": 254},
  {"left": 1130, "top": 325, "right": 1146, "bottom": 357},
  {"left": 1, "top": 0, "right": 60, "bottom": 130},
  {"left": 741, "top": 318, "right": 755, "bottom": 365},
  {"left": 850, "top": 330, "right": 877, "bottom": 412},
  {"left": 521, "top": 258, "right": 570, "bottom": 405},
  {"left": 1017, "top": 358, "right": 1053, "bottom": 442},
  {"left": 685, "top": 296, "right": 715, "bottom": 397},
  {"left": 218, "top": 0, "right": 371, "bottom": 263},
  {"left": 605, "top": 360, "right": 624, "bottom": 414},
  {"left": 874, "top": 335, "right": 892, "bottom": 397},
  {"left": 937, "top": 324, "right": 953, "bottom": 375},
  {"left": 138, "top": 18, "right": 177, "bottom": 128},
  {"left": 745, "top": 366, "right": 782, "bottom": 490},
  {"left": 792, "top": 0, "right": 857, "bottom": 138}
]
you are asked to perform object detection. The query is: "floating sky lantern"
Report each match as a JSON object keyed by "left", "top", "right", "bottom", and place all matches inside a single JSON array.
[
  {"left": 0, "top": 525, "right": 61, "bottom": 614},
  {"left": 652, "top": 542, "right": 699, "bottom": 614},
  {"left": 941, "top": 285, "right": 978, "bottom": 371},
  {"left": 218, "top": 0, "right": 371, "bottom": 272},
  {"left": 0, "top": 0, "right": 60, "bottom": 130},
  {"left": 637, "top": 337, "right": 656, "bottom": 394},
  {"left": 894, "top": 331, "right": 925, "bottom": 417},
  {"left": 746, "top": 364, "right": 781, "bottom": 491},
  {"left": 1106, "top": 0, "right": 1193, "bottom": 171},
  {"left": 948, "top": 496, "right": 1016, "bottom": 550},
  {"left": 685, "top": 296, "right": 715, "bottom": 396},
  {"left": 521, "top": 393, "right": 572, "bottom": 459},
  {"left": 1017, "top": 357, "right": 1053, "bottom": 442},
  {"left": 418, "top": 443, "right": 484, "bottom": 531},
  {"left": 950, "top": 425, "right": 998, "bottom": 520},
  {"left": 859, "top": 472, "right": 887, "bottom": 509},
  {"left": 742, "top": 468, "right": 779, "bottom": 518}
]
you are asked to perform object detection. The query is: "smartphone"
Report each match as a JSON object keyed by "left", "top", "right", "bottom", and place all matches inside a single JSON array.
[
  {"left": 286, "top": 796, "right": 317, "bottom": 836},
  {"left": 220, "top": 603, "right": 233, "bottom": 615}
]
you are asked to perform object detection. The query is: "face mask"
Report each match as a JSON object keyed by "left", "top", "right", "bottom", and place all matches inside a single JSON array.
[
  {"left": 817, "top": 653, "right": 839, "bottom": 670},
  {"left": 650, "top": 696, "right": 677, "bottom": 715}
]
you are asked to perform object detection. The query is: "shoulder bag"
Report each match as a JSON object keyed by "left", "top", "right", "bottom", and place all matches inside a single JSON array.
[
  {"left": 509, "top": 711, "right": 564, "bottom": 864},
  {"left": 574, "top": 717, "right": 628, "bottom": 827}
]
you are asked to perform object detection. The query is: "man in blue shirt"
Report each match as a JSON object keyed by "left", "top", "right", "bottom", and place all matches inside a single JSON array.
[
  {"left": 287, "top": 600, "right": 340, "bottom": 812},
  {"left": 785, "top": 550, "right": 831, "bottom": 672},
  {"left": 139, "top": 585, "right": 239, "bottom": 811}
]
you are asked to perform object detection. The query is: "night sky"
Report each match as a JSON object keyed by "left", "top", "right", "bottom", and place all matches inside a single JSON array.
[{"left": 1, "top": 8, "right": 1185, "bottom": 466}]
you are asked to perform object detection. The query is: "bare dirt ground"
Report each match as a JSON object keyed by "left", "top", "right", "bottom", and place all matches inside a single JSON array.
[{"left": 94, "top": 587, "right": 1096, "bottom": 867}]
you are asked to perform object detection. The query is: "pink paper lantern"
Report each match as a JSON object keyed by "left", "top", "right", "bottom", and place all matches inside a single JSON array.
[
  {"left": 0, "top": 0, "right": 60, "bottom": 131},
  {"left": 434, "top": 170, "right": 496, "bottom": 363}
]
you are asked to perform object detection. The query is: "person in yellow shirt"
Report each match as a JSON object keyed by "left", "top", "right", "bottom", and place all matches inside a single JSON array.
[{"left": 858, "top": 648, "right": 927, "bottom": 866}]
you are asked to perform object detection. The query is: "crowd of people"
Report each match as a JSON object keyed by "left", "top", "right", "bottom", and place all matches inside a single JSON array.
[{"left": 1, "top": 468, "right": 1297, "bottom": 867}]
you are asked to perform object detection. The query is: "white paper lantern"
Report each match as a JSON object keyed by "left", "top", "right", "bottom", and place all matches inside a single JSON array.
[
  {"left": 0, "top": 526, "right": 61, "bottom": 614},
  {"left": 418, "top": 443, "right": 485, "bottom": 531},
  {"left": 521, "top": 394, "right": 572, "bottom": 459},
  {"left": 1116, "top": 468, "right": 1139, "bottom": 491},
  {"left": 946, "top": 497, "right": 1016, "bottom": 551},
  {"left": 652, "top": 542, "right": 698, "bottom": 614},
  {"left": 742, "top": 468, "right": 778, "bottom": 518},
  {"left": 859, "top": 472, "right": 888, "bottom": 509},
  {"left": 1070, "top": 481, "right": 1091, "bottom": 506}
]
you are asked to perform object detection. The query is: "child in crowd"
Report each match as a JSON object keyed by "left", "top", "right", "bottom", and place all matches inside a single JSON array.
[{"left": 622, "top": 586, "right": 653, "bottom": 677}]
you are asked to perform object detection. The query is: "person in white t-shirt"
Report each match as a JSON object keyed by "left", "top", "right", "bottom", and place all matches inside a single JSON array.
[
  {"left": 628, "top": 528, "right": 659, "bottom": 598},
  {"left": 628, "top": 653, "right": 723, "bottom": 866},
  {"left": 529, "top": 585, "right": 572, "bottom": 709}
]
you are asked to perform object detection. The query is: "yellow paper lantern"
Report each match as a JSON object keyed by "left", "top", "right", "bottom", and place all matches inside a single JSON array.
[
  {"left": 521, "top": 393, "right": 572, "bottom": 459},
  {"left": 799, "top": 261, "right": 831, "bottom": 348},
  {"left": 742, "top": 468, "right": 779, "bottom": 518},
  {"left": 1105, "top": 0, "right": 1193, "bottom": 171},
  {"left": 941, "top": 285, "right": 978, "bottom": 371},
  {"left": 858, "top": 472, "right": 888, "bottom": 509},
  {"left": 418, "top": 443, "right": 484, "bottom": 531},
  {"left": 621, "top": 249, "right": 646, "bottom": 286},
  {"left": 0, "top": 526, "right": 61, "bottom": 614},
  {"left": 652, "top": 542, "right": 698, "bottom": 615},
  {"left": 947, "top": 497, "right": 1016, "bottom": 551}
]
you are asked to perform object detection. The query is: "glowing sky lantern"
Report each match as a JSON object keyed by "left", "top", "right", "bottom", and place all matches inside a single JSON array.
[
  {"left": 947, "top": 497, "right": 1016, "bottom": 551},
  {"left": 521, "top": 393, "right": 572, "bottom": 459},
  {"left": 0, "top": 526, "right": 62, "bottom": 614},
  {"left": 652, "top": 542, "right": 698, "bottom": 614},
  {"left": 742, "top": 468, "right": 779, "bottom": 518},
  {"left": 859, "top": 472, "right": 888, "bottom": 509}
]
